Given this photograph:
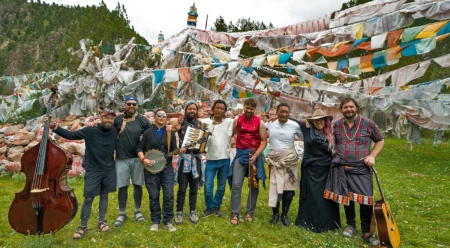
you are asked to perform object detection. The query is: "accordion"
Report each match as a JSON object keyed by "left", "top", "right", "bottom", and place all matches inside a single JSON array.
[{"left": 181, "top": 126, "right": 210, "bottom": 153}]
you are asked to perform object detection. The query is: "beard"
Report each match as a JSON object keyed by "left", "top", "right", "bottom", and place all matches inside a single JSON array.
[
  {"left": 103, "top": 122, "right": 113, "bottom": 129},
  {"left": 245, "top": 112, "right": 253, "bottom": 119},
  {"left": 343, "top": 111, "right": 357, "bottom": 120},
  {"left": 124, "top": 109, "right": 136, "bottom": 118},
  {"left": 186, "top": 112, "right": 196, "bottom": 121}
]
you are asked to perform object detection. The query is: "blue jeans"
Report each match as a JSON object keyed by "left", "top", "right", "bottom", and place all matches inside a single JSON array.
[{"left": 204, "top": 159, "right": 230, "bottom": 210}]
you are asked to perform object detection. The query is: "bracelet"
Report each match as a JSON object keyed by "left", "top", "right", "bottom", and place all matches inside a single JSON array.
[
  {"left": 141, "top": 157, "right": 145, "bottom": 162},
  {"left": 50, "top": 123, "right": 57, "bottom": 130}
]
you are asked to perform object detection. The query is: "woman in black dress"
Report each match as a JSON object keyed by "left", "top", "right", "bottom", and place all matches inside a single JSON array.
[{"left": 294, "top": 109, "right": 341, "bottom": 232}]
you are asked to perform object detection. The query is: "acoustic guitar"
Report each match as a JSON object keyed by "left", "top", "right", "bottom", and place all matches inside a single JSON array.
[{"left": 372, "top": 167, "right": 400, "bottom": 248}]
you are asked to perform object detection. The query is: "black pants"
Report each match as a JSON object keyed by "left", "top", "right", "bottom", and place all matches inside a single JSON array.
[
  {"left": 272, "top": 190, "right": 295, "bottom": 216},
  {"left": 344, "top": 201, "right": 373, "bottom": 233},
  {"left": 145, "top": 165, "right": 175, "bottom": 224},
  {"left": 176, "top": 157, "right": 201, "bottom": 212}
]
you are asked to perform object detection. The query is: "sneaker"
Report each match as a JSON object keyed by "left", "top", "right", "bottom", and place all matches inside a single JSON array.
[
  {"left": 150, "top": 224, "right": 159, "bottom": 232},
  {"left": 215, "top": 208, "right": 223, "bottom": 217},
  {"left": 175, "top": 211, "right": 183, "bottom": 225},
  {"left": 200, "top": 208, "right": 214, "bottom": 218},
  {"left": 363, "top": 233, "right": 380, "bottom": 246},
  {"left": 342, "top": 225, "right": 356, "bottom": 238},
  {"left": 164, "top": 223, "right": 176, "bottom": 232},
  {"left": 189, "top": 210, "right": 199, "bottom": 224}
]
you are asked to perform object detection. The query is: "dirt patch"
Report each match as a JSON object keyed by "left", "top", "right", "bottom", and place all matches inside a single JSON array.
[{"left": 0, "top": 40, "right": 9, "bottom": 50}]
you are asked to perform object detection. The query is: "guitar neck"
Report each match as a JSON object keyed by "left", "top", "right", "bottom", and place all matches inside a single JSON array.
[{"left": 372, "top": 167, "right": 387, "bottom": 203}]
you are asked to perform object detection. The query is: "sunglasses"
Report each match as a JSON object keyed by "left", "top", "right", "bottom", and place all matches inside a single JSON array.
[
  {"left": 156, "top": 113, "right": 167, "bottom": 118},
  {"left": 126, "top": 103, "right": 137, "bottom": 107}
]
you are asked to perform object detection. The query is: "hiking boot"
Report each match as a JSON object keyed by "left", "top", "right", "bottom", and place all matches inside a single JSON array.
[
  {"left": 200, "top": 208, "right": 214, "bottom": 218},
  {"left": 363, "top": 233, "right": 380, "bottom": 246},
  {"left": 150, "top": 224, "right": 159, "bottom": 232},
  {"left": 215, "top": 208, "right": 223, "bottom": 217},
  {"left": 164, "top": 223, "right": 177, "bottom": 232},
  {"left": 270, "top": 214, "right": 279, "bottom": 225},
  {"left": 189, "top": 210, "right": 199, "bottom": 224},
  {"left": 280, "top": 215, "right": 290, "bottom": 227},
  {"left": 343, "top": 225, "right": 356, "bottom": 238},
  {"left": 175, "top": 211, "right": 183, "bottom": 225}
]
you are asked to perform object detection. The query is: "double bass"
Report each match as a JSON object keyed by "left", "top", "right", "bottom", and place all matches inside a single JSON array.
[{"left": 9, "top": 87, "right": 78, "bottom": 235}]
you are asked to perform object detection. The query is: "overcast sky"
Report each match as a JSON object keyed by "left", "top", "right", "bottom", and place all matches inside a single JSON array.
[{"left": 46, "top": 0, "right": 347, "bottom": 44}]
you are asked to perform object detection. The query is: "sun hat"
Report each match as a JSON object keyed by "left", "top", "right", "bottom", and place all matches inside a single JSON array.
[{"left": 306, "top": 109, "right": 333, "bottom": 122}]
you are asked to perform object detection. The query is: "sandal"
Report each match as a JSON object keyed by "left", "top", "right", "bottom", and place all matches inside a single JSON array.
[
  {"left": 135, "top": 211, "right": 144, "bottom": 222},
  {"left": 245, "top": 212, "right": 253, "bottom": 222},
  {"left": 230, "top": 214, "right": 239, "bottom": 225},
  {"left": 114, "top": 214, "right": 127, "bottom": 227},
  {"left": 363, "top": 233, "right": 380, "bottom": 246},
  {"left": 98, "top": 220, "right": 109, "bottom": 232},
  {"left": 73, "top": 226, "right": 87, "bottom": 240}
]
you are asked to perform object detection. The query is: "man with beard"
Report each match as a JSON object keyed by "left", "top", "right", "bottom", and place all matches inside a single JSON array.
[
  {"left": 171, "top": 100, "right": 204, "bottom": 224},
  {"left": 229, "top": 98, "right": 267, "bottom": 225},
  {"left": 50, "top": 110, "right": 118, "bottom": 239},
  {"left": 114, "top": 96, "right": 152, "bottom": 227},
  {"left": 332, "top": 97, "right": 384, "bottom": 246}
]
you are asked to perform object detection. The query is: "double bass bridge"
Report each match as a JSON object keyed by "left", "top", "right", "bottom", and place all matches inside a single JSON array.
[{"left": 30, "top": 188, "right": 49, "bottom": 193}]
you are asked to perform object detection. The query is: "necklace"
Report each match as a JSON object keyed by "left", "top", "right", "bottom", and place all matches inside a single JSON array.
[{"left": 343, "top": 116, "right": 361, "bottom": 141}]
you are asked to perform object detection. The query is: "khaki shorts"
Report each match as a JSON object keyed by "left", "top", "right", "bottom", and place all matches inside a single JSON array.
[{"left": 116, "top": 157, "right": 144, "bottom": 188}]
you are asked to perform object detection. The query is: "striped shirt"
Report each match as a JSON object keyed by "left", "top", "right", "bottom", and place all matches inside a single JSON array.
[{"left": 333, "top": 115, "right": 383, "bottom": 161}]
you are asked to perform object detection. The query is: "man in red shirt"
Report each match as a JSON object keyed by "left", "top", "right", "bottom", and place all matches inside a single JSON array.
[{"left": 229, "top": 98, "right": 268, "bottom": 225}]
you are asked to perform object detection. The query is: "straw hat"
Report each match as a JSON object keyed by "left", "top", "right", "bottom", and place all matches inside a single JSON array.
[{"left": 306, "top": 109, "right": 333, "bottom": 123}]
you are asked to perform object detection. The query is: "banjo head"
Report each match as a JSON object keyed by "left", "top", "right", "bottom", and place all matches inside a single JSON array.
[{"left": 143, "top": 150, "right": 166, "bottom": 174}]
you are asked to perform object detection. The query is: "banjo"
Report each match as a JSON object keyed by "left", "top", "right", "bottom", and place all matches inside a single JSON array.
[{"left": 144, "top": 136, "right": 207, "bottom": 174}]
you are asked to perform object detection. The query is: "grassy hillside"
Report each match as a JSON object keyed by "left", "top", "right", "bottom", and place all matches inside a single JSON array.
[{"left": 0, "top": 0, "right": 149, "bottom": 86}]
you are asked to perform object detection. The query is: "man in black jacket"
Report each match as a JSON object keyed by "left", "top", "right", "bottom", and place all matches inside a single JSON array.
[
  {"left": 50, "top": 110, "right": 117, "bottom": 239},
  {"left": 114, "top": 96, "right": 152, "bottom": 227}
]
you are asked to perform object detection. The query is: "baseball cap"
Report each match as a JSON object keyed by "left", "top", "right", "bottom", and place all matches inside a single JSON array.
[
  {"left": 101, "top": 109, "right": 116, "bottom": 117},
  {"left": 125, "top": 96, "right": 139, "bottom": 104}
]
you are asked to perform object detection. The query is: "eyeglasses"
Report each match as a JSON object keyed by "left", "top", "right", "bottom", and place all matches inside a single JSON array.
[
  {"left": 156, "top": 113, "right": 167, "bottom": 118},
  {"left": 126, "top": 103, "right": 137, "bottom": 107}
]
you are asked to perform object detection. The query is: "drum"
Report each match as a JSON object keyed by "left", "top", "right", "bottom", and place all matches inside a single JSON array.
[{"left": 143, "top": 150, "right": 167, "bottom": 174}]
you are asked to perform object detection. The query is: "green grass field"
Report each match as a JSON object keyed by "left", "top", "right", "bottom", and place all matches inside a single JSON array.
[{"left": 0, "top": 137, "right": 449, "bottom": 248}]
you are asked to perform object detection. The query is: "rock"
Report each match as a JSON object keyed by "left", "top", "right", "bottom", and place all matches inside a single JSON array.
[
  {"left": 25, "top": 141, "right": 39, "bottom": 151},
  {"left": 4, "top": 125, "right": 20, "bottom": 136},
  {"left": 4, "top": 161, "right": 21, "bottom": 172},
  {"left": 0, "top": 146, "right": 7, "bottom": 154},
  {"left": 7, "top": 153, "right": 23, "bottom": 162},
  {"left": 10, "top": 139, "right": 30, "bottom": 146},
  {"left": 15, "top": 131, "right": 35, "bottom": 141},
  {"left": 8, "top": 146, "right": 25, "bottom": 154},
  {"left": 74, "top": 143, "right": 85, "bottom": 156},
  {"left": 59, "top": 142, "right": 77, "bottom": 154},
  {"left": 65, "top": 114, "right": 77, "bottom": 122},
  {"left": 70, "top": 120, "right": 82, "bottom": 131},
  {"left": 68, "top": 155, "right": 85, "bottom": 177},
  {"left": 59, "top": 120, "right": 74, "bottom": 126}
]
